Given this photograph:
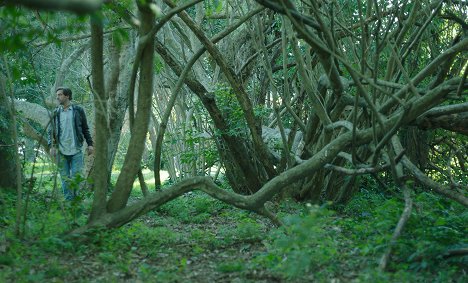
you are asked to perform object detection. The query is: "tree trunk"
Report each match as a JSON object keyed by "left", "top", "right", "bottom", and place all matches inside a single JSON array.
[
  {"left": 89, "top": 12, "right": 108, "bottom": 221},
  {"left": 0, "top": 79, "right": 18, "bottom": 191},
  {"left": 400, "top": 127, "right": 429, "bottom": 170},
  {"left": 106, "top": 2, "right": 155, "bottom": 212}
]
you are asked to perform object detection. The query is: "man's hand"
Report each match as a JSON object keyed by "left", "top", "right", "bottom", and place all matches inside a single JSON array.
[
  {"left": 50, "top": 147, "right": 57, "bottom": 158},
  {"left": 87, "top": 146, "right": 94, "bottom": 156}
]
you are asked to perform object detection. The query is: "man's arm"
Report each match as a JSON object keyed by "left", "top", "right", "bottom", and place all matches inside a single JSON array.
[{"left": 79, "top": 107, "right": 93, "bottom": 147}]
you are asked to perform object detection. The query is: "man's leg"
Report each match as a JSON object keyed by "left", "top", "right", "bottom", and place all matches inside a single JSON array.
[
  {"left": 69, "top": 152, "right": 84, "bottom": 199},
  {"left": 58, "top": 154, "right": 73, "bottom": 200}
]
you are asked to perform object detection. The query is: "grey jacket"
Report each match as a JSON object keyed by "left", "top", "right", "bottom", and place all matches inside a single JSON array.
[{"left": 48, "top": 105, "right": 93, "bottom": 149}]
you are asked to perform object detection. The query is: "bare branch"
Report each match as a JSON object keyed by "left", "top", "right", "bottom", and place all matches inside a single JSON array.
[{"left": 419, "top": 102, "right": 468, "bottom": 118}]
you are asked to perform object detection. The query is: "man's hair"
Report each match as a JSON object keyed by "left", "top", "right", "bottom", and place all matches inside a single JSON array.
[{"left": 56, "top": 87, "right": 72, "bottom": 100}]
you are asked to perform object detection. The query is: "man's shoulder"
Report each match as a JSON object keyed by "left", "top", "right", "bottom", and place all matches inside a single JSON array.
[{"left": 72, "top": 104, "right": 85, "bottom": 112}]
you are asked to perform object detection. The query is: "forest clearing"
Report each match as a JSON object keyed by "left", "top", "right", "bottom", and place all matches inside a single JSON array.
[{"left": 0, "top": 0, "right": 467, "bottom": 282}]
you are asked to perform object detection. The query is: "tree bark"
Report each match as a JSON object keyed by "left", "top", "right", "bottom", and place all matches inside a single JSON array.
[{"left": 415, "top": 112, "right": 468, "bottom": 135}]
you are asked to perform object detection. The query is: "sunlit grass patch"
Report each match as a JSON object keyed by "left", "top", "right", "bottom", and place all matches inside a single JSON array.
[{"left": 24, "top": 161, "right": 57, "bottom": 177}]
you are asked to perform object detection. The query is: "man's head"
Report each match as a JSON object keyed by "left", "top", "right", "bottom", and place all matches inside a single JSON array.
[{"left": 56, "top": 87, "right": 72, "bottom": 106}]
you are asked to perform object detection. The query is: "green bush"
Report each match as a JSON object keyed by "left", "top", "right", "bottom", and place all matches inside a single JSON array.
[{"left": 259, "top": 205, "right": 342, "bottom": 280}]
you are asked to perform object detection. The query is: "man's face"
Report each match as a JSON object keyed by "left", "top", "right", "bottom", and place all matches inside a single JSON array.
[{"left": 56, "top": 90, "right": 69, "bottom": 105}]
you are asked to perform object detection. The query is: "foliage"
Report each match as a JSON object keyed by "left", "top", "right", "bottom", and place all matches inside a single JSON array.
[
  {"left": 256, "top": 204, "right": 346, "bottom": 281},
  {"left": 342, "top": 187, "right": 467, "bottom": 275},
  {"left": 246, "top": 187, "right": 466, "bottom": 282},
  {"left": 0, "top": 7, "right": 88, "bottom": 52},
  {"left": 0, "top": 7, "right": 88, "bottom": 96},
  {"left": 214, "top": 86, "right": 249, "bottom": 137}
]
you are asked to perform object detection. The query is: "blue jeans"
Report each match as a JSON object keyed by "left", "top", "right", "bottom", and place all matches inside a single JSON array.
[{"left": 58, "top": 152, "right": 84, "bottom": 201}]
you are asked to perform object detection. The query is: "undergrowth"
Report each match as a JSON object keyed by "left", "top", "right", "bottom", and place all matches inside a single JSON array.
[{"left": 0, "top": 184, "right": 466, "bottom": 282}]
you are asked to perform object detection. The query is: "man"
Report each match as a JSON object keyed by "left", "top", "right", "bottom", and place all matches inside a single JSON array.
[{"left": 48, "top": 87, "right": 94, "bottom": 200}]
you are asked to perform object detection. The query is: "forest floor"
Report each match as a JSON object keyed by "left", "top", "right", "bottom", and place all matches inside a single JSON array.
[{"left": 0, "top": 169, "right": 467, "bottom": 282}]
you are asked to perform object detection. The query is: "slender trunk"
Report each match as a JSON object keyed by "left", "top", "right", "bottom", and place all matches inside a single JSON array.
[
  {"left": 105, "top": 45, "right": 133, "bottom": 187},
  {"left": 89, "top": 12, "right": 108, "bottom": 221}
]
